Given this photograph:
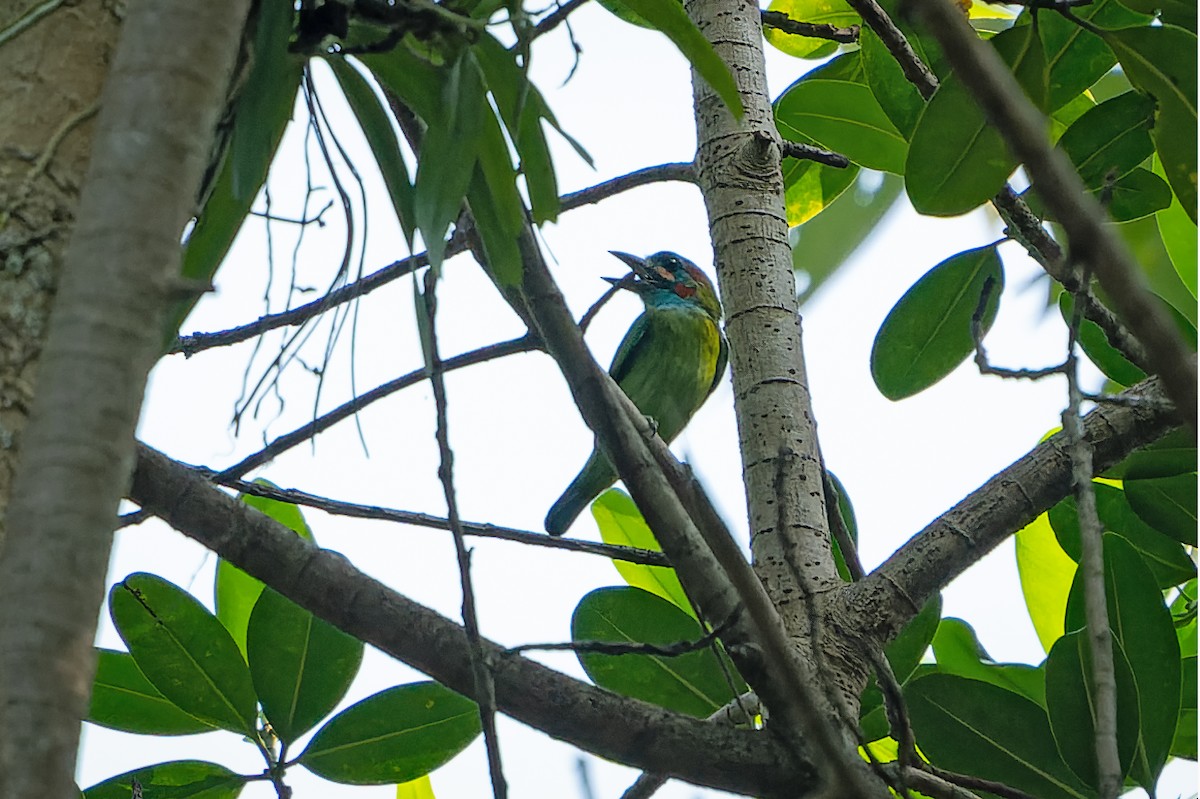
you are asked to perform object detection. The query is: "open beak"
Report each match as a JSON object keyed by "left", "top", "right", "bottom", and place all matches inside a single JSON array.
[{"left": 605, "top": 251, "right": 650, "bottom": 290}]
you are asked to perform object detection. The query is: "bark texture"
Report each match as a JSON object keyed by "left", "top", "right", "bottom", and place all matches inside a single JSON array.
[
  {"left": 0, "top": 0, "right": 121, "bottom": 543},
  {"left": 0, "top": 0, "right": 250, "bottom": 795}
]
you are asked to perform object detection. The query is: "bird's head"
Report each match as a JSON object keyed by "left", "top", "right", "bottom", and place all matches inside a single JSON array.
[{"left": 605, "top": 251, "right": 723, "bottom": 322}]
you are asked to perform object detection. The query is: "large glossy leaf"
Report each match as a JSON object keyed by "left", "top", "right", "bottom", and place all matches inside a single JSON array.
[
  {"left": 1124, "top": 470, "right": 1198, "bottom": 546},
  {"left": 931, "top": 618, "right": 1045, "bottom": 705},
  {"left": 1057, "top": 91, "right": 1156, "bottom": 187},
  {"left": 1102, "top": 428, "right": 1198, "bottom": 480},
  {"left": 216, "top": 484, "right": 315, "bottom": 657},
  {"left": 172, "top": 0, "right": 302, "bottom": 338},
  {"left": 860, "top": 26, "right": 934, "bottom": 140},
  {"left": 1048, "top": 482, "right": 1196, "bottom": 588},
  {"left": 906, "top": 674, "right": 1091, "bottom": 799},
  {"left": 763, "top": 0, "right": 857, "bottom": 59},
  {"left": 110, "top": 574, "right": 257, "bottom": 734},
  {"left": 1064, "top": 535, "right": 1181, "bottom": 790},
  {"left": 1028, "top": 167, "right": 1171, "bottom": 223},
  {"left": 592, "top": 489, "right": 690, "bottom": 615},
  {"left": 328, "top": 58, "right": 417, "bottom": 247},
  {"left": 87, "top": 648, "right": 215, "bottom": 736},
  {"left": 1105, "top": 25, "right": 1199, "bottom": 223},
  {"left": 299, "top": 682, "right": 481, "bottom": 784},
  {"left": 1173, "top": 655, "right": 1198, "bottom": 759},
  {"left": 1155, "top": 155, "right": 1199, "bottom": 298},
  {"left": 1058, "top": 292, "right": 1145, "bottom": 386},
  {"left": 906, "top": 25, "right": 1045, "bottom": 216},
  {"left": 359, "top": 47, "right": 445, "bottom": 124},
  {"left": 870, "top": 244, "right": 1003, "bottom": 400},
  {"left": 84, "top": 761, "right": 243, "bottom": 799},
  {"left": 571, "top": 587, "right": 744, "bottom": 718},
  {"left": 775, "top": 77, "right": 907, "bottom": 174},
  {"left": 1045, "top": 631, "right": 1140, "bottom": 788},
  {"left": 782, "top": 155, "right": 859, "bottom": 226},
  {"left": 1016, "top": 511, "right": 1077, "bottom": 653},
  {"left": 1037, "top": 0, "right": 1148, "bottom": 111},
  {"left": 395, "top": 774, "right": 436, "bottom": 799},
  {"left": 247, "top": 587, "right": 364, "bottom": 744}
]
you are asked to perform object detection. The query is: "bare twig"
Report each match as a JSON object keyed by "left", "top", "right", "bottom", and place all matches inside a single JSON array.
[
  {"left": 780, "top": 141, "right": 852, "bottom": 168},
  {"left": 559, "top": 162, "right": 696, "bottom": 210},
  {"left": 418, "top": 271, "right": 508, "bottom": 799},
  {"left": 508, "top": 611, "right": 736, "bottom": 657},
  {"left": 879, "top": 765, "right": 985, "bottom": 799},
  {"left": 204, "top": 475, "right": 671, "bottom": 565},
  {"left": 971, "top": 277, "right": 1066, "bottom": 381},
  {"left": 532, "top": 0, "right": 591, "bottom": 38},
  {"left": 760, "top": 10, "right": 860, "bottom": 42},
  {"left": 908, "top": 0, "right": 1197, "bottom": 430},
  {"left": 1061, "top": 285, "right": 1120, "bottom": 799},
  {"left": 922, "top": 764, "right": 1041, "bottom": 799},
  {"left": 217, "top": 334, "right": 539, "bottom": 479}
]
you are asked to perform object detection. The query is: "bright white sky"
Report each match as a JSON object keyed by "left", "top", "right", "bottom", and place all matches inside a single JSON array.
[{"left": 78, "top": 5, "right": 1193, "bottom": 798}]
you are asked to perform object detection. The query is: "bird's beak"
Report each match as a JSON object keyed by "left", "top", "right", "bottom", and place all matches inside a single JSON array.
[{"left": 606, "top": 251, "right": 650, "bottom": 290}]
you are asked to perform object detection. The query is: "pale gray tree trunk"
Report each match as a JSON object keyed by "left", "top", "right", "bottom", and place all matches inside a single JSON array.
[{"left": 0, "top": 1, "right": 251, "bottom": 795}]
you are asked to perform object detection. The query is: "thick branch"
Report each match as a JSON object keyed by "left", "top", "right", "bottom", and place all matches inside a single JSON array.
[
  {"left": 840, "top": 379, "right": 1179, "bottom": 646},
  {"left": 129, "top": 443, "right": 809, "bottom": 798},
  {"left": 908, "top": 0, "right": 1197, "bottom": 429}
]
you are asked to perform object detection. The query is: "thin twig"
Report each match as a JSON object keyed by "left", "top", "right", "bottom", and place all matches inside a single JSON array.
[
  {"left": 971, "top": 277, "right": 1066, "bottom": 381},
  {"left": 419, "top": 271, "right": 508, "bottom": 799},
  {"left": 204, "top": 472, "right": 671, "bottom": 564},
  {"left": 173, "top": 164, "right": 694, "bottom": 357},
  {"left": 759, "top": 10, "right": 859, "bottom": 42},
  {"left": 510, "top": 610, "right": 739, "bottom": 656},
  {"left": 1061, "top": 283, "right": 1121, "bottom": 799},
  {"left": 780, "top": 140, "right": 852, "bottom": 168},
  {"left": 880, "top": 765, "right": 985, "bottom": 799},
  {"left": 217, "top": 334, "right": 539, "bottom": 479},
  {"left": 532, "top": 0, "right": 591, "bottom": 38},
  {"left": 0, "top": 0, "right": 65, "bottom": 47},
  {"left": 923, "top": 764, "right": 1041, "bottom": 799}
]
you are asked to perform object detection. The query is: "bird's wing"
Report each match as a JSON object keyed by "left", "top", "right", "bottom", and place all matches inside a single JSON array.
[
  {"left": 708, "top": 330, "right": 729, "bottom": 397},
  {"left": 609, "top": 312, "right": 651, "bottom": 385}
]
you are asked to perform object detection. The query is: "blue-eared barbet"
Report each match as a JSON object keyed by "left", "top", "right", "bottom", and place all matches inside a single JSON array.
[{"left": 544, "top": 251, "right": 728, "bottom": 536}]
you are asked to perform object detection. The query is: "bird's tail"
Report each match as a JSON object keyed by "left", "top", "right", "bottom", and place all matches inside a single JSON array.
[{"left": 544, "top": 452, "right": 616, "bottom": 536}]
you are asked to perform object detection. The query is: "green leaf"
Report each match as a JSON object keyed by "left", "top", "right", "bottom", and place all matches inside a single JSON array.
[
  {"left": 1045, "top": 631, "right": 1140, "bottom": 788},
  {"left": 1064, "top": 534, "right": 1182, "bottom": 790},
  {"left": 793, "top": 171, "right": 905, "bottom": 306},
  {"left": 571, "top": 587, "right": 745, "bottom": 717},
  {"left": 592, "top": 489, "right": 691, "bottom": 615},
  {"left": 1105, "top": 25, "right": 1199, "bottom": 223},
  {"left": 1029, "top": 167, "right": 1171, "bottom": 223},
  {"left": 217, "top": 484, "right": 315, "bottom": 657},
  {"left": 359, "top": 48, "right": 445, "bottom": 125},
  {"left": 1049, "top": 483, "right": 1196, "bottom": 588},
  {"left": 1124, "top": 471, "right": 1198, "bottom": 546},
  {"left": 1119, "top": 0, "right": 1196, "bottom": 32},
  {"left": 110, "top": 574, "right": 258, "bottom": 734},
  {"left": 1173, "top": 656, "right": 1198, "bottom": 759},
  {"left": 860, "top": 26, "right": 940, "bottom": 139},
  {"left": 171, "top": 0, "right": 302, "bottom": 338},
  {"left": 299, "top": 682, "right": 481, "bottom": 784},
  {"left": 328, "top": 58, "right": 417, "bottom": 248},
  {"left": 825, "top": 471, "right": 860, "bottom": 582},
  {"left": 603, "top": 0, "right": 742, "bottom": 117},
  {"left": 1016, "top": 511, "right": 1077, "bottom": 653},
  {"left": 782, "top": 155, "right": 859, "bottom": 226},
  {"left": 1037, "top": 0, "right": 1148, "bottom": 111},
  {"left": 247, "top": 587, "right": 364, "bottom": 744},
  {"left": 1058, "top": 91, "right": 1156, "bottom": 187},
  {"left": 414, "top": 53, "right": 486, "bottom": 271},
  {"left": 870, "top": 244, "right": 1003, "bottom": 400},
  {"left": 1102, "top": 428, "right": 1198, "bottom": 480},
  {"left": 763, "top": 0, "right": 857, "bottom": 59},
  {"left": 906, "top": 674, "right": 1091, "bottom": 799},
  {"left": 931, "top": 618, "right": 1046, "bottom": 705},
  {"left": 395, "top": 774, "right": 436, "bottom": 799},
  {"left": 464, "top": 167, "right": 523, "bottom": 287},
  {"left": 84, "top": 761, "right": 244, "bottom": 799},
  {"left": 906, "top": 25, "right": 1045, "bottom": 216},
  {"left": 776, "top": 77, "right": 907, "bottom": 174},
  {"left": 1154, "top": 156, "right": 1199, "bottom": 298},
  {"left": 472, "top": 34, "right": 560, "bottom": 224},
  {"left": 87, "top": 648, "right": 215, "bottom": 736}
]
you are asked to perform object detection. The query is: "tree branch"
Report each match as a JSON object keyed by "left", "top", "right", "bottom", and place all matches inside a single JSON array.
[
  {"left": 759, "top": 10, "right": 859, "bottom": 42},
  {"left": 907, "top": 0, "right": 1197, "bottom": 430},
  {"left": 128, "top": 443, "right": 811, "bottom": 799},
  {"left": 839, "top": 378, "right": 1179, "bottom": 647}
]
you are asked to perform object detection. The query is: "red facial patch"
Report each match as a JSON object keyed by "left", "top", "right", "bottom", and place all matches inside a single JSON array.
[{"left": 674, "top": 283, "right": 697, "bottom": 299}]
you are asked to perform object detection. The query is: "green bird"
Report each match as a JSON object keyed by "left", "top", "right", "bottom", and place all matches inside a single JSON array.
[{"left": 545, "top": 250, "right": 728, "bottom": 536}]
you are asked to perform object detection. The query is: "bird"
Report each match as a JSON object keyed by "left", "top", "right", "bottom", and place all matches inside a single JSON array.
[{"left": 544, "top": 250, "right": 728, "bottom": 536}]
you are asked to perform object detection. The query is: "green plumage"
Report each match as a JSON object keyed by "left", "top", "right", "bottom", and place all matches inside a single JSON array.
[{"left": 545, "top": 251, "right": 728, "bottom": 536}]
